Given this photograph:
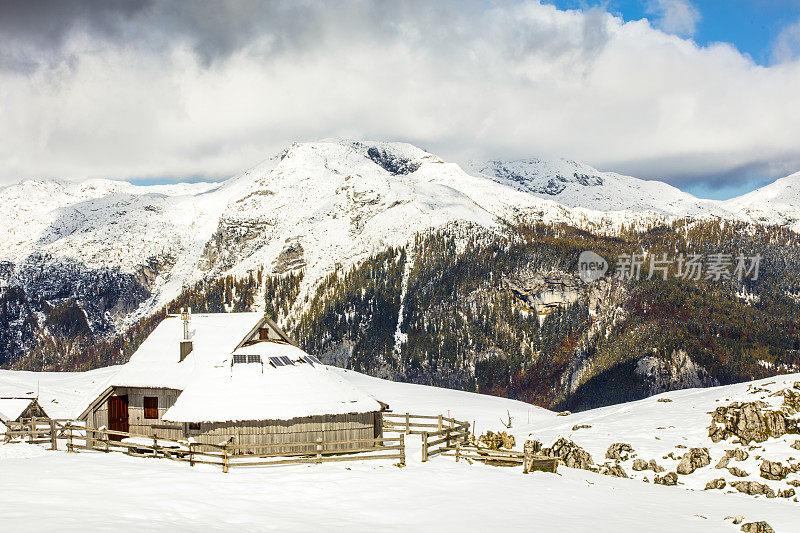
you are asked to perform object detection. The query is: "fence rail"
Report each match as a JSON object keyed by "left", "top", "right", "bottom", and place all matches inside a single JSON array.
[
  {"left": 2, "top": 418, "right": 405, "bottom": 472},
  {"left": 382, "top": 412, "right": 471, "bottom": 461}
]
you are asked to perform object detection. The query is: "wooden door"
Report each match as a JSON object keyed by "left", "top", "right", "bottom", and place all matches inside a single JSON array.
[{"left": 108, "top": 395, "right": 129, "bottom": 441}]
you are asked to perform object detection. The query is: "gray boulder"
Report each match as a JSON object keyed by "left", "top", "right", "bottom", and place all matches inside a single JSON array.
[
  {"left": 654, "top": 472, "right": 678, "bottom": 486},
  {"left": 740, "top": 521, "right": 775, "bottom": 533},
  {"left": 676, "top": 448, "right": 711, "bottom": 475},
  {"left": 759, "top": 460, "right": 789, "bottom": 481},
  {"left": 704, "top": 478, "right": 726, "bottom": 490},
  {"left": 606, "top": 443, "right": 634, "bottom": 461},
  {"left": 730, "top": 481, "right": 776, "bottom": 498}
]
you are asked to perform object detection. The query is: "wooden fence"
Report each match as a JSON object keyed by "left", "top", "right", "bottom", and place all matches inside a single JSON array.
[
  {"left": 439, "top": 445, "right": 557, "bottom": 473},
  {"left": 382, "top": 412, "right": 470, "bottom": 461},
  {"left": 382, "top": 412, "right": 556, "bottom": 473},
  {"left": 2, "top": 419, "right": 405, "bottom": 472},
  {"left": 1, "top": 417, "right": 75, "bottom": 450},
  {"left": 3, "top": 413, "right": 556, "bottom": 474}
]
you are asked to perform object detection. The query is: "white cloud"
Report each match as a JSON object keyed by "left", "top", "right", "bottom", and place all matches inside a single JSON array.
[
  {"left": 773, "top": 19, "right": 800, "bottom": 64},
  {"left": 645, "top": 0, "right": 701, "bottom": 38},
  {"left": 0, "top": 0, "right": 799, "bottom": 191}
]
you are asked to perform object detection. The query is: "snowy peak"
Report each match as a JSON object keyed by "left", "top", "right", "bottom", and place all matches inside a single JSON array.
[{"left": 469, "top": 157, "right": 726, "bottom": 217}]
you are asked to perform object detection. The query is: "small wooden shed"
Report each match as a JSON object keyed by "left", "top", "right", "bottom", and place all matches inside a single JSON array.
[
  {"left": 77, "top": 312, "right": 386, "bottom": 452},
  {"left": 0, "top": 397, "right": 49, "bottom": 423}
]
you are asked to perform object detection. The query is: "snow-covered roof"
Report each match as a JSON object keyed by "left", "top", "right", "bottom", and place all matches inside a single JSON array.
[
  {"left": 83, "top": 312, "right": 382, "bottom": 422},
  {"left": 163, "top": 342, "right": 382, "bottom": 423},
  {"left": 0, "top": 398, "right": 35, "bottom": 422},
  {"left": 108, "top": 312, "right": 265, "bottom": 390}
]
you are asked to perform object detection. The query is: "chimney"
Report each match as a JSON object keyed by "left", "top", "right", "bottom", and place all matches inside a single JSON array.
[{"left": 180, "top": 307, "right": 193, "bottom": 361}]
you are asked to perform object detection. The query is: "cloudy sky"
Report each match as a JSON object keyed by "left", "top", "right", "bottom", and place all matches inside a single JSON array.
[{"left": 2, "top": 0, "right": 800, "bottom": 198}]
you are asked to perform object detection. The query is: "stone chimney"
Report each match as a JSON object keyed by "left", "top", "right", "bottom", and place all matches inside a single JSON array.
[{"left": 180, "top": 307, "right": 193, "bottom": 362}]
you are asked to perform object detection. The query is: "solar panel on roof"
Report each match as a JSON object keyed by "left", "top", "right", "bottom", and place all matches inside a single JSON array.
[
  {"left": 268, "top": 356, "right": 293, "bottom": 367},
  {"left": 303, "top": 355, "right": 322, "bottom": 365}
]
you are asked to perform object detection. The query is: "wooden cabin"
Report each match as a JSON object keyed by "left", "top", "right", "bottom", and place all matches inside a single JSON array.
[
  {"left": 77, "top": 312, "right": 386, "bottom": 452},
  {"left": 0, "top": 397, "right": 49, "bottom": 423}
]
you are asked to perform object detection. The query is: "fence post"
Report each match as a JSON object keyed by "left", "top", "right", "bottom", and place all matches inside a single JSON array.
[
  {"left": 50, "top": 419, "right": 57, "bottom": 450},
  {"left": 421, "top": 431, "right": 428, "bottom": 462},
  {"left": 399, "top": 433, "right": 405, "bottom": 466},
  {"left": 438, "top": 414, "right": 443, "bottom": 431},
  {"left": 67, "top": 423, "right": 74, "bottom": 453},
  {"left": 152, "top": 433, "right": 159, "bottom": 458},
  {"left": 455, "top": 443, "right": 461, "bottom": 463},
  {"left": 405, "top": 413, "right": 410, "bottom": 435},
  {"left": 102, "top": 428, "right": 109, "bottom": 453},
  {"left": 189, "top": 442, "right": 195, "bottom": 467},
  {"left": 222, "top": 444, "right": 229, "bottom": 473},
  {"left": 31, "top": 416, "right": 36, "bottom": 443},
  {"left": 315, "top": 436, "right": 323, "bottom": 464},
  {"left": 523, "top": 445, "right": 531, "bottom": 474}
]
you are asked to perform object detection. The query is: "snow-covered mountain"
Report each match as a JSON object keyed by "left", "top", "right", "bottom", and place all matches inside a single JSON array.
[
  {"left": 724, "top": 171, "right": 800, "bottom": 231},
  {"left": 1, "top": 139, "right": 799, "bottom": 338}
]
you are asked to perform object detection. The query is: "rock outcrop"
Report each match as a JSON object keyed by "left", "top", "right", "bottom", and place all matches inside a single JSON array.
[
  {"left": 704, "top": 478, "right": 726, "bottom": 490},
  {"left": 653, "top": 472, "right": 678, "bottom": 486},
  {"left": 541, "top": 438, "right": 594, "bottom": 470},
  {"left": 739, "top": 521, "right": 775, "bottom": 533},
  {"left": 759, "top": 460, "right": 789, "bottom": 481},
  {"left": 606, "top": 443, "right": 634, "bottom": 461},
  {"left": 676, "top": 448, "right": 710, "bottom": 475},
  {"left": 709, "top": 401, "right": 797, "bottom": 444},
  {"left": 730, "top": 481, "right": 776, "bottom": 498}
]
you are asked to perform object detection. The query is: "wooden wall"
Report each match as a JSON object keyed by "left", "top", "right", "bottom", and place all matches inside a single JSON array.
[
  {"left": 88, "top": 387, "right": 182, "bottom": 440},
  {"left": 87, "top": 386, "right": 382, "bottom": 454}
]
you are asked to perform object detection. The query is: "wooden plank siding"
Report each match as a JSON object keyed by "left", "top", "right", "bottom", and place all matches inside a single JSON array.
[{"left": 85, "top": 386, "right": 382, "bottom": 455}]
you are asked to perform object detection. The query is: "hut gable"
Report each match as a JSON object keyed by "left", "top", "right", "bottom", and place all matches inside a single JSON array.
[{"left": 0, "top": 398, "right": 49, "bottom": 422}]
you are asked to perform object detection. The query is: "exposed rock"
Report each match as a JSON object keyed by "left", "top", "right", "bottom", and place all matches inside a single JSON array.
[
  {"left": 778, "top": 488, "right": 796, "bottom": 498},
  {"left": 600, "top": 463, "right": 628, "bottom": 478},
  {"left": 657, "top": 398, "right": 672, "bottom": 403},
  {"left": 557, "top": 411, "right": 572, "bottom": 417},
  {"left": 787, "top": 479, "right": 800, "bottom": 487},
  {"left": 709, "top": 401, "right": 795, "bottom": 444},
  {"left": 606, "top": 443, "right": 634, "bottom": 461},
  {"left": 730, "top": 481, "right": 776, "bottom": 498},
  {"left": 728, "top": 466, "right": 750, "bottom": 477},
  {"left": 704, "top": 478, "right": 726, "bottom": 490},
  {"left": 783, "top": 388, "right": 800, "bottom": 410},
  {"left": 732, "top": 516, "right": 744, "bottom": 525},
  {"left": 733, "top": 449, "right": 749, "bottom": 461},
  {"left": 572, "top": 424, "right": 591, "bottom": 431},
  {"left": 478, "top": 431, "right": 515, "bottom": 450},
  {"left": 648, "top": 459, "right": 665, "bottom": 473},
  {"left": 715, "top": 456, "right": 730, "bottom": 469},
  {"left": 740, "top": 521, "right": 774, "bottom": 533},
  {"left": 632, "top": 459, "right": 648, "bottom": 471},
  {"left": 676, "top": 448, "right": 711, "bottom": 475},
  {"left": 760, "top": 460, "right": 789, "bottom": 481},
  {"left": 542, "top": 438, "right": 594, "bottom": 470},
  {"left": 653, "top": 472, "right": 678, "bottom": 486},
  {"left": 790, "top": 440, "right": 800, "bottom": 450}
]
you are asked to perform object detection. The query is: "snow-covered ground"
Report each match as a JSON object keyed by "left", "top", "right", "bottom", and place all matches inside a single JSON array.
[{"left": 2, "top": 367, "right": 800, "bottom": 531}]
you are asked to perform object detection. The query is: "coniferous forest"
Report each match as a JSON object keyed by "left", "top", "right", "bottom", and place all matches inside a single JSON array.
[{"left": 3, "top": 218, "right": 800, "bottom": 411}]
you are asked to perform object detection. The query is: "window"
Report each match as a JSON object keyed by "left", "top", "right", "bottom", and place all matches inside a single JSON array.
[
  {"left": 188, "top": 422, "right": 201, "bottom": 431},
  {"left": 143, "top": 397, "right": 158, "bottom": 419},
  {"left": 258, "top": 328, "right": 269, "bottom": 340}
]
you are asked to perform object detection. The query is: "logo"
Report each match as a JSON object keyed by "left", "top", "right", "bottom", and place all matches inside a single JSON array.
[{"left": 578, "top": 250, "right": 608, "bottom": 283}]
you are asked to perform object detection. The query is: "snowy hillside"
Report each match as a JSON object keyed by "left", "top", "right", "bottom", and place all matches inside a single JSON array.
[
  {"left": 2, "top": 367, "right": 799, "bottom": 531},
  {"left": 724, "top": 171, "right": 800, "bottom": 232}
]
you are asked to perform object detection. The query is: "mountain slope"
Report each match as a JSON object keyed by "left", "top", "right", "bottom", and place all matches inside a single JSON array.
[{"left": 469, "top": 158, "right": 728, "bottom": 217}]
